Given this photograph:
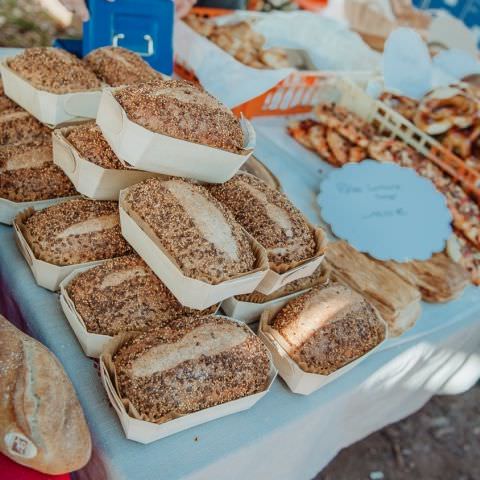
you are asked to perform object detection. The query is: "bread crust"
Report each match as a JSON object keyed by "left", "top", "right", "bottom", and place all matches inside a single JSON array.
[
  {"left": 0, "top": 110, "right": 50, "bottom": 146},
  {"left": 22, "top": 198, "right": 132, "bottom": 265},
  {"left": 113, "top": 315, "right": 270, "bottom": 423},
  {"left": 0, "top": 315, "right": 91, "bottom": 474}
]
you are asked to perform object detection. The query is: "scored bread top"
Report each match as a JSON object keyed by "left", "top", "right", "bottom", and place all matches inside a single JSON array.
[
  {"left": 208, "top": 172, "right": 317, "bottom": 271},
  {"left": 8, "top": 47, "right": 101, "bottom": 93},
  {"left": 84, "top": 46, "right": 163, "bottom": 87},
  {"left": 22, "top": 198, "right": 132, "bottom": 265},
  {"left": 0, "top": 110, "right": 50, "bottom": 145},
  {"left": 67, "top": 255, "right": 217, "bottom": 336},
  {"left": 114, "top": 79, "right": 245, "bottom": 153},
  {"left": 0, "top": 138, "right": 76, "bottom": 202},
  {"left": 123, "top": 178, "right": 256, "bottom": 283},
  {"left": 64, "top": 123, "right": 127, "bottom": 170},
  {"left": 113, "top": 315, "right": 270, "bottom": 423},
  {"left": 271, "top": 283, "right": 386, "bottom": 374}
]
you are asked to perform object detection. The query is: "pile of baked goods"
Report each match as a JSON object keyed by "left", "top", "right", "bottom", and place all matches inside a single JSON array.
[
  {"left": 184, "top": 14, "right": 290, "bottom": 69},
  {"left": 287, "top": 102, "right": 479, "bottom": 286},
  {"left": 380, "top": 86, "right": 480, "bottom": 172}
]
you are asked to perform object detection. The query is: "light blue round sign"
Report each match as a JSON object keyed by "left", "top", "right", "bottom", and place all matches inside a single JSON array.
[{"left": 317, "top": 161, "right": 452, "bottom": 262}]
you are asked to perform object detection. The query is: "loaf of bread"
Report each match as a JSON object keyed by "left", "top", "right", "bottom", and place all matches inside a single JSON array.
[
  {"left": 21, "top": 198, "right": 132, "bottom": 265},
  {"left": 0, "top": 139, "right": 76, "bottom": 202},
  {"left": 0, "top": 315, "right": 91, "bottom": 474},
  {"left": 8, "top": 48, "right": 101, "bottom": 94},
  {"left": 84, "top": 46, "right": 163, "bottom": 87},
  {"left": 381, "top": 253, "right": 469, "bottom": 303},
  {"left": 123, "top": 178, "right": 257, "bottom": 283},
  {"left": 325, "top": 241, "right": 422, "bottom": 337},
  {"left": 269, "top": 283, "right": 385, "bottom": 374},
  {"left": 64, "top": 123, "right": 127, "bottom": 170},
  {"left": 240, "top": 155, "right": 281, "bottom": 190},
  {"left": 67, "top": 254, "right": 217, "bottom": 336},
  {"left": 112, "top": 315, "right": 270, "bottom": 423},
  {"left": 114, "top": 79, "right": 245, "bottom": 153},
  {"left": 0, "top": 110, "right": 50, "bottom": 145},
  {"left": 209, "top": 172, "right": 318, "bottom": 271},
  {"left": 236, "top": 263, "right": 330, "bottom": 303},
  {"left": 0, "top": 79, "right": 21, "bottom": 113}
]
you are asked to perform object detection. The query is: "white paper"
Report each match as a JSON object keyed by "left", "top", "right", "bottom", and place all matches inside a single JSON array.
[{"left": 317, "top": 161, "right": 452, "bottom": 261}]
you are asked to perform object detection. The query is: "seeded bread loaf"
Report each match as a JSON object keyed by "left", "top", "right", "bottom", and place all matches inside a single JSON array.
[
  {"left": 67, "top": 255, "right": 217, "bottom": 336},
  {"left": 0, "top": 139, "right": 76, "bottom": 202},
  {"left": 64, "top": 123, "right": 127, "bottom": 170},
  {"left": 84, "top": 46, "right": 163, "bottom": 87},
  {"left": 123, "top": 178, "right": 256, "bottom": 283},
  {"left": 0, "top": 110, "right": 50, "bottom": 145},
  {"left": 8, "top": 48, "right": 101, "bottom": 93},
  {"left": 381, "top": 253, "right": 469, "bottom": 303},
  {"left": 0, "top": 80, "right": 21, "bottom": 113},
  {"left": 269, "top": 283, "right": 386, "bottom": 374},
  {"left": 21, "top": 199, "right": 132, "bottom": 265},
  {"left": 114, "top": 79, "right": 245, "bottom": 153},
  {"left": 236, "top": 263, "right": 330, "bottom": 303},
  {"left": 112, "top": 315, "right": 270, "bottom": 423},
  {"left": 209, "top": 172, "right": 318, "bottom": 271},
  {"left": 0, "top": 315, "right": 91, "bottom": 474},
  {"left": 325, "top": 241, "right": 422, "bottom": 337}
]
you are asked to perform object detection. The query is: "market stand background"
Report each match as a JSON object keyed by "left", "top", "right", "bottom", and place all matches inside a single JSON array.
[{"left": 0, "top": 1, "right": 479, "bottom": 479}]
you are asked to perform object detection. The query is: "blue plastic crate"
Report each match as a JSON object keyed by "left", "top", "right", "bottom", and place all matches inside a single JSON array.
[{"left": 55, "top": 0, "right": 174, "bottom": 75}]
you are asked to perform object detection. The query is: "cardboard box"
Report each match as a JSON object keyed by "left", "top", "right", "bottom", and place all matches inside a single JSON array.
[
  {"left": 100, "top": 320, "right": 278, "bottom": 444},
  {"left": 0, "top": 59, "right": 101, "bottom": 127},
  {"left": 96, "top": 89, "right": 255, "bottom": 183}
]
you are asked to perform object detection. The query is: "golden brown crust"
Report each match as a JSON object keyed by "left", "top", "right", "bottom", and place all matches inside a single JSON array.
[
  {"left": 270, "top": 283, "right": 386, "bottom": 374},
  {"left": 64, "top": 124, "right": 126, "bottom": 170},
  {"left": 22, "top": 199, "right": 132, "bottom": 265},
  {"left": 208, "top": 172, "right": 316, "bottom": 271},
  {"left": 114, "top": 79, "right": 245, "bottom": 154},
  {"left": 7, "top": 48, "right": 101, "bottom": 94},
  {"left": 0, "top": 139, "right": 76, "bottom": 202},
  {"left": 0, "top": 110, "right": 50, "bottom": 146},
  {"left": 66, "top": 255, "right": 217, "bottom": 336},
  {"left": 113, "top": 315, "right": 270, "bottom": 424},
  {"left": 236, "top": 263, "right": 330, "bottom": 303},
  {"left": 123, "top": 178, "right": 256, "bottom": 283},
  {"left": 381, "top": 253, "right": 469, "bottom": 303},
  {"left": 84, "top": 46, "right": 163, "bottom": 87}
]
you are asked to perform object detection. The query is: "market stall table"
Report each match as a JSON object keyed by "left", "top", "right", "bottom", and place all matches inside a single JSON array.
[{"left": 0, "top": 117, "right": 479, "bottom": 480}]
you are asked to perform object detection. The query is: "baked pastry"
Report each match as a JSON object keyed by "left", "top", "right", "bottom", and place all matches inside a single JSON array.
[
  {"left": 66, "top": 255, "right": 217, "bottom": 336},
  {"left": 0, "top": 139, "right": 76, "bottom": 202},
  {"left": 84, "top": 46, "right": 163, "bottom": 87},
  {"left": 114, "top": 79, "right": 245, "bottom": 153},
  {"left": 325, "top": 241, "right": 422, "bottom": 337},
  {"left": 123, "top": 178, "right": 257, "bottom": 283},
  {"left": 63, "top": 123, "right": 127, "bottom": 170},
  {"left": 269, "top": 283, "right": 386, "bottom": 374},
  {"left": 236, "top": 263, "right": 330, "bottom": 303},
  {"left": 0, "top": 79, "right": 22, "bottom": 113},
  {"left": 381, "top": 253, "right": 469, "bottom": 303},
  {"left": 0, "top": 110, "right": 50, "bottom": 145},
  {"left": 7, "top": 47, "right": 101, "bottom": 94},
  {"left": 0, "top": 314, "right": 91, "bottom": 474},
  {"left": 112, "top": 315, "right": 270, "bottom": 423},
  {"left": 208, "top": 172, "right": 318, "bottom": 271},
  {"left": 21, "top": 198, "right": 132, "bottom": 265}
]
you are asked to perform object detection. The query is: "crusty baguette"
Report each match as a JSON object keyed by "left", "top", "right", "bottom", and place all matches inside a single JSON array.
[
  {"left": 0, "top": 315, "right": 91, "bottom": 474},
  {"left": 113, "top": 315, "right": 270, "bottom": 423},
  {"left": 21, "top": 198, "right": 132, "bottom": 265},
  {"left": 84, "top": 46, "right": 163, "bottom": 87},
  {"left": 208, "top": 172, "right": 318, "bottom": 271},
  {"left": 270, "top": 283, "right": 386, "bottom": 374}
]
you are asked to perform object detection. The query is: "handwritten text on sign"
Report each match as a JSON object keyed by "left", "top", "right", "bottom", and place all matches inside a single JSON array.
[{"left": 318, "top": 161, "right": 452, "bottom": 261}]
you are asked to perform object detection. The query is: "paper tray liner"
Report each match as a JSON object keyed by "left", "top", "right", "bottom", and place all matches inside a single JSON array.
[
  {"left": 100, "top": 319, "right": 277, "bottom": 428},
  {"left": 255, "top": 226, "right": 327, "bottom": 294},
  {"left": 119, "top": 190, "right": 269, "bottom": 286},
  {"left": 258, "top": 302, "right": 387, "bottom": 394}
]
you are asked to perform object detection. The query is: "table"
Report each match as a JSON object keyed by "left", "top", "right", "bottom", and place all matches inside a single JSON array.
[{"left": 1, "top": 117, "right": 479, "bottom": 480}]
